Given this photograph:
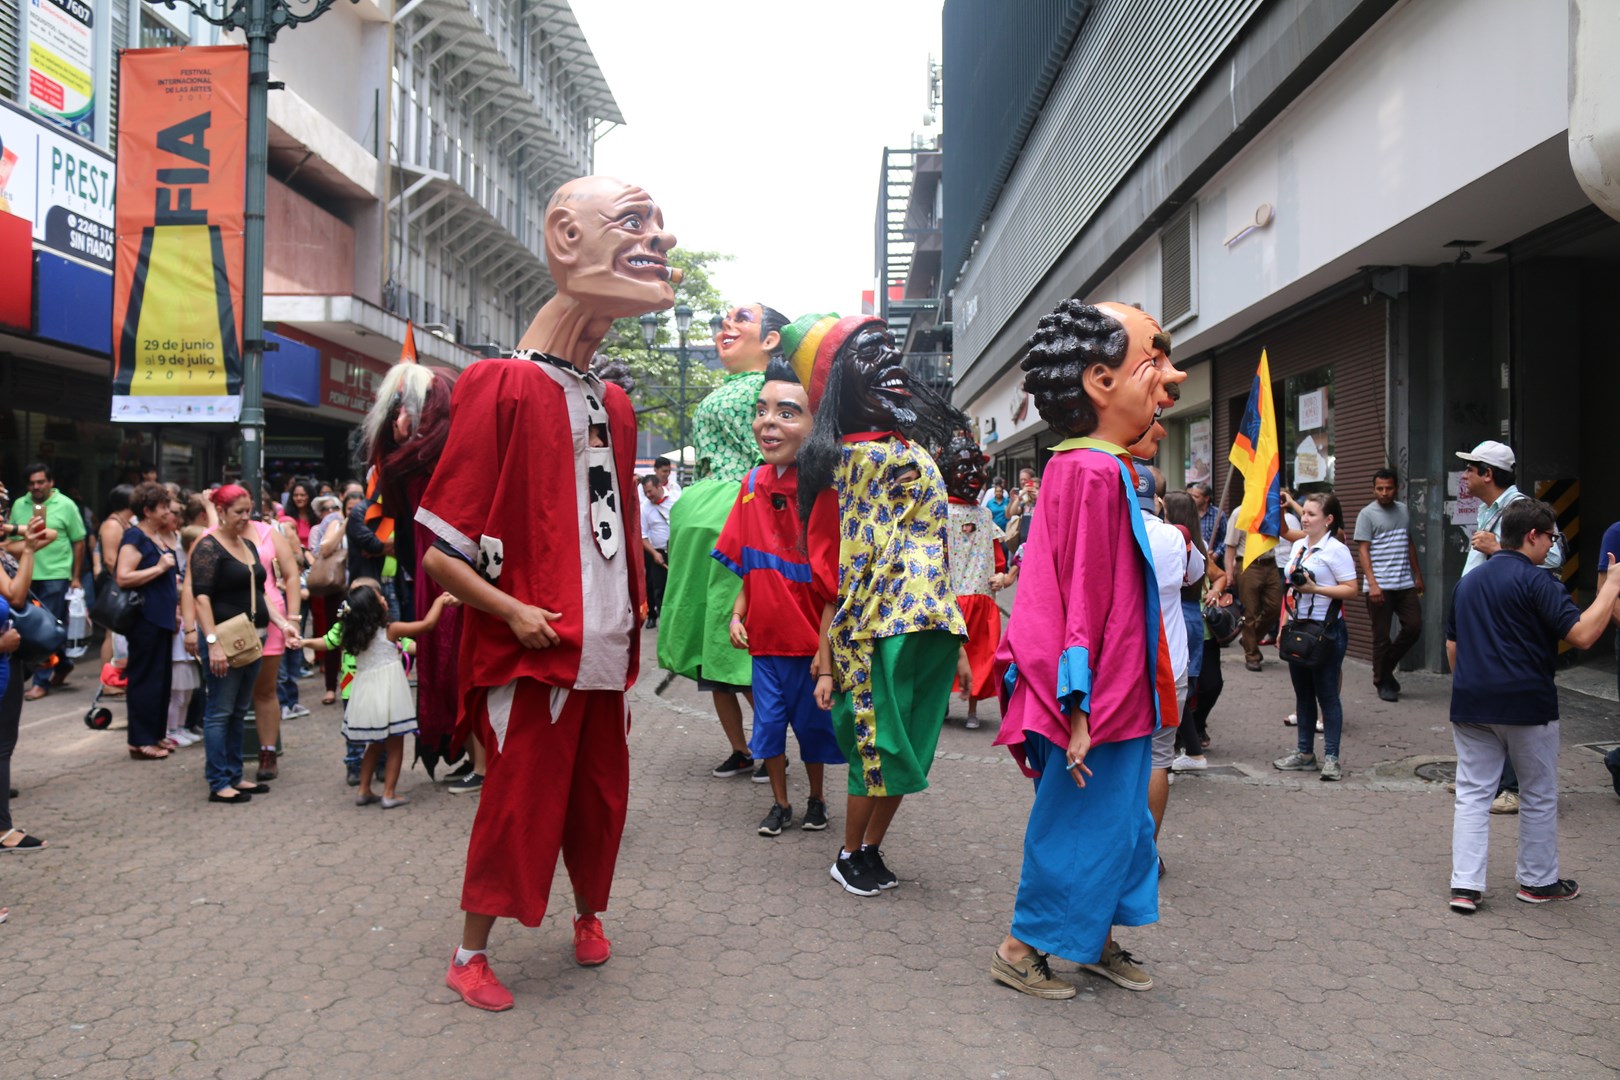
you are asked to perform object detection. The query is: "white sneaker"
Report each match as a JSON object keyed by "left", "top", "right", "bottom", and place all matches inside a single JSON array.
[
  {"left": 1170, "top": 753, "right": 1207, "bottom": 772},
  {"left": 281, "top": 703, "right": 311, "bottom": 720},
  {"left": 1284, "top": 713, "right": 1298, "bottom": 726},
  {"left": 169, "top": 729, "right": 199, "bottom": 747}
]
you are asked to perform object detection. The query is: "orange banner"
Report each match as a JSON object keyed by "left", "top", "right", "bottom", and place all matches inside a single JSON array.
[{"left": 111, "top": 45, "right": 247, "bottom": 422}]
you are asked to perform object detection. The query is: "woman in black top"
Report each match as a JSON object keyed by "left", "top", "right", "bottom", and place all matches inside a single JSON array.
[
  {"left": 191, "top": 485, "right": 279, "bottom": 803},
  {"left": 114, "top": 482, "right": 179, "bottom": 760}
]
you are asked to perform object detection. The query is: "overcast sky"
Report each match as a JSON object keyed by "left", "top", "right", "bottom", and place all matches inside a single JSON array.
[{"left": 572, "top": 0, "right": 944, "bottom": 324}]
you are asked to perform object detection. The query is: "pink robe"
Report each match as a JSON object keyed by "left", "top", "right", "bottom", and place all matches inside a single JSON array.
[{"left": 992, "top": 443, "right": 1167, "bottom": 775}]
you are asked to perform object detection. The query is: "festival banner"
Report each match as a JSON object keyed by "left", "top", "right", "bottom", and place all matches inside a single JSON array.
[{"left": 111, "top": 46, "right": 247, "bottom": 423}]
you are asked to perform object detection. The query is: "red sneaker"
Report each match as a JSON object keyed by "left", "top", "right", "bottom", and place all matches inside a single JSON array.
[
  {"left": 444, "top": 951, "right": 513, "bottom": 1012},
  {"left": 573, "top": 914, "right": 611, "bottom": 967}
]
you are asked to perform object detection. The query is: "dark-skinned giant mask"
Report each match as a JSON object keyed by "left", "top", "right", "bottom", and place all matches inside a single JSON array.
[{"left": 943, "top": 434, "right": 990, "bottom": 502}]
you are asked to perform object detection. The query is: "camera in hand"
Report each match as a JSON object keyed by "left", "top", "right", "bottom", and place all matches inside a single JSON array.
[{"left": 1288, "top": 566, "right": 1314, "bottom": 590}]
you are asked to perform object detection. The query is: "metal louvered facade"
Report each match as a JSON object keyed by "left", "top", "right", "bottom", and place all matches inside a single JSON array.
[
  {"left": 951, "top": 0, "right": 1262, "bottom": 376},
  {"left": 1160, "top": 202, "right": 1196, "bottom": 328}
]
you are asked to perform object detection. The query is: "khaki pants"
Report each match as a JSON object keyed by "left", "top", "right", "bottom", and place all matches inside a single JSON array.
[{"left": 1238, "top": 559, "right": 1282, "bottom": 664}]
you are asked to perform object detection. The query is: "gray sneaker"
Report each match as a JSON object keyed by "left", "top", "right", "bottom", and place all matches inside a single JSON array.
[
  {"left": 1319, "top": 755, "right": 1342, "bottom": 782},
  {"left": 1273, "top": 752, "right": 1319, "bottom": 772}
]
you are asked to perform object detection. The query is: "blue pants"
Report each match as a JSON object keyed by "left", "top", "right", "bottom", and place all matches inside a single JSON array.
[
  {"left": 276, "top": 651, "right": 300, "bottom": 709},
  {"left": 1288, "top": 619, "right": 1348, "bottom": 759},
  {"left": 1010, "top": 732, "right": 1159, "bottom": 963},
  {"left": 30, "top": 579, "right": 74, "bottom": 688},
  {"left": 748, "top": 654, "right": 845, "bottom": 764},
  {"left": 204, "top": 659, "right": 261, "bottom": 793}
]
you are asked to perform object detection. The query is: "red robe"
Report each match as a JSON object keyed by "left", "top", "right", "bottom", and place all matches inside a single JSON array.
[{"left": 417, "top": 356, "right": 645, "bottom": 710}]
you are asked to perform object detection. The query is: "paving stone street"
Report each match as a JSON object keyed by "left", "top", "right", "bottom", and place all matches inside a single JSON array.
[{"left": 4, "top": 628, "right": 1619, "bottom": 1079}]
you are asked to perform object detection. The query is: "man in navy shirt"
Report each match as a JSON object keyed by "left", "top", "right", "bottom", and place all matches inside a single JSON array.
[{"left": 1445, "top": 500, "right": 1620, "bottom": 914}]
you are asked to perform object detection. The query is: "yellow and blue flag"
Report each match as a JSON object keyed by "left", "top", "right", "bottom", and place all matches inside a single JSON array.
[{"left": 1228, "top": 350, "right": 1281, "bottom": 571}]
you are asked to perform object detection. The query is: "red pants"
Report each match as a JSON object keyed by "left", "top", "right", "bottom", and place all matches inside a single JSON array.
[{"left": 461, "top": 681, "right": 630, "bottom": 927}]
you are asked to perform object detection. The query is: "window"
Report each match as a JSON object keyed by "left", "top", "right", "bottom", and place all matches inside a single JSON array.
[
  {"left": 1284, "top": 368, "right": 1335, "bottom": 494},
  {"left": 140, "top": 11, "right": 189, "bottom": 49},
  {"left": 1160, "top": 202, "right": 1198, "bottom": 329}
]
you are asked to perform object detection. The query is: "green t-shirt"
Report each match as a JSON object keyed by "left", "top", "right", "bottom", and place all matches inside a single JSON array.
[
  {"left": 323, "top": 621, "right": 413, "bottom": 700},
  {"left": 10, "top": 489, "right": 87, "bottom": 581}
]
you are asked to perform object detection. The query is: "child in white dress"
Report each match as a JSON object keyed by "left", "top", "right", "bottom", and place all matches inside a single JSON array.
[{"left": 311, "top": 577, "right": 456, "bottom": 808}]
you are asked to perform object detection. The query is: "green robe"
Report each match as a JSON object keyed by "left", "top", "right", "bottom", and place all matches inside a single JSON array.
[{"left": 656, "top": 370, "right": 765, "bottom": 685}]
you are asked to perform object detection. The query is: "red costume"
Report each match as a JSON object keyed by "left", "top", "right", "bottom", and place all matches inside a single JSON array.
[{"left": 417, "top": 353, "right": 644, "bottom": 927}]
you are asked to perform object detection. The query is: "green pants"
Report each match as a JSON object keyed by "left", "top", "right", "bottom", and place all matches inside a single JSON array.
[{"left": 832, "top": 630, "right": 958, "bottom": 797}]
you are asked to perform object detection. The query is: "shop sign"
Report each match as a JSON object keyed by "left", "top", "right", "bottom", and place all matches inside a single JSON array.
[
  {"left": 322, "top": 351, "right": 390, "bottom": 415},
  {"left": 26, "top": 0, "right": 97, "bottom": 142},
  {"left": 0, "top": 98, "right": 115, "bottom": 271}
]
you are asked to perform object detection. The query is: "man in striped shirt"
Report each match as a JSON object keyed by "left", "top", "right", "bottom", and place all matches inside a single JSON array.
[{"left": 1353, "top": 469, "right": 1424, "bottom": 702}]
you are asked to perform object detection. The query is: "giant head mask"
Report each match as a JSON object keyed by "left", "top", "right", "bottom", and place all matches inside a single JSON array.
[
  {"left": 1020, "top": 299, "right": 1183, "bottom": 447},
  {"left": 518, "top": 176, "right": 678, "bottom": 369},
  {"left": 943, "top": 434, "right": 990, "bottom": 502}
]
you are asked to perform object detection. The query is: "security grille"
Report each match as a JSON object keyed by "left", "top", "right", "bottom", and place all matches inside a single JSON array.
[{"left": 1160, "top": 202, "right": 1196, "bottom": 328}]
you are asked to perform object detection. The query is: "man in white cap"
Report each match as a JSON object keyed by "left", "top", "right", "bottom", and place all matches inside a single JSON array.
[
  {"left": 1457, "top": 440, "right": 1562, "bottom": 579},
  {"left": 1455, "top": 439, "right": 1564, "bottom": 815}
]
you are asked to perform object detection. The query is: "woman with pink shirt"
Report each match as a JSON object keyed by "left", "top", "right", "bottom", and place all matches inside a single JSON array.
[{"left": 989, "top": 299, "right": 1185, "bottom": 1002}]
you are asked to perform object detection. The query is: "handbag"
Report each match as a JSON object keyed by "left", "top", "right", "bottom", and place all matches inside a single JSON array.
[
  {"left": 306, "top": 532, "right": 347, "bottom": 596},
  {"left": 12, "top": 594, "right": 67, "bottom": 665},
  {"left": 213, "top": 546, "right": 264, "bottom": 669},
  {"left": 1202, "top": 597, "right": 1242, "bottom": 646},
  {"left": 89, "top": 574, "right": 145, "bottom": 635},
  {"left": 1278, "top": 595, "right": 1342, "bottom": 668}
]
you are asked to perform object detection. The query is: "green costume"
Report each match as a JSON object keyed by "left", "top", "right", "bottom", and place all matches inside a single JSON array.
[{"left": 656, "top": 369, "right": 765, "bottom": 686}]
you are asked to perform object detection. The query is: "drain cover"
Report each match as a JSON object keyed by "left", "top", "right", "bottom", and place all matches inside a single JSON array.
[{"left": 1415, "top": 761, "right": 1456, "bottom": 783}]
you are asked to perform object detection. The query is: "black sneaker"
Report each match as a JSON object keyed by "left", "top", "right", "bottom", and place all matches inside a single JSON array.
[
  {"left": 448, "top": 772, "right": 484, "bottom": 796},
  {"left": 1387, "top": 675, "right": 1402, "bottom": 693},
  {"left": 712, "top": 750, "right": 752, "bottom": 778},
  {"left": 752, "top": 758, "right": 785, "bottom": 783},
  {"left": 802, "top": 797, "right": 829, "bottom": 831},
  {"left": 1377, "top": 683, "right": 1399, "bottom": 703},
  {"left": 444, "top": 758, "right": 474, "bottom": 781},
  {"left": 1449, "top": 888, "right": 1481, "bottom": 914},
  {"left": 830, "top": 851, "right": 881, "bottom": 896},
  {"left": 345, "top": 766, "right": 360, "bottom": 788},
  {"left": 757, "top": 803, "right": 792, "bottom": 837},
  {"left": 1517, "top": 878, "right": 1579, "bottom": 904},
  {"left": 861, "top": 846, "right": 899, "bottom": 890}
]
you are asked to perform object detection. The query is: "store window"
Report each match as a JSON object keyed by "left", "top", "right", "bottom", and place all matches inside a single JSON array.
[
  {"left": 1283, "top": 368, "right": 1335, "bottom": 495},
  {"left": 1161, "top": 412, "right": 1211, "bottom": 493},
  {"left": 140, "top": 10, "right": 189, "bottom": 48}
]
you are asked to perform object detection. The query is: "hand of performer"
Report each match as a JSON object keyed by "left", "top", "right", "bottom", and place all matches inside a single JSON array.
[
  {"left": 728, "top": 614, "right": 748, "bottom": 651},
  {"left": 813, "top": 673, "right": 834, "bottom": 712},
  {"left": 956, "top": 647, "right": 973, "bottom": 701},
  {"left": 1065, "top": 710, "right": 1093, "bottom": 789},
  {"left": 507, "top": 603, "right": 563, "bottom": 649}
]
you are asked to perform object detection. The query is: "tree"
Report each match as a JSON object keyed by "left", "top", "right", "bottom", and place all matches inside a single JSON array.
[{"left": 599, "top": 249, "right": 732, "bottom": 447}]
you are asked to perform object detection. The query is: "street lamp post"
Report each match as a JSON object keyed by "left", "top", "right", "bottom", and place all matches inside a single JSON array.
[
  {"left": 149, "top": 0, "right": 357, "bottom": 503},
  {"left": 672, "top": 303, "right": 693, "bottom": 455}
]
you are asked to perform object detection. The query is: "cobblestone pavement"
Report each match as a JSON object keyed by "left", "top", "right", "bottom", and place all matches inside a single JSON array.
[{"left": 4, "top": 635, "right": 1619, "bottom": 1079}]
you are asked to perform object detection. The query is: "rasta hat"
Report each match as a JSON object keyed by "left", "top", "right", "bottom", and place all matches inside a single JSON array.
[{"left": 781, "top": 312, "right": 884, "bottom": 413}]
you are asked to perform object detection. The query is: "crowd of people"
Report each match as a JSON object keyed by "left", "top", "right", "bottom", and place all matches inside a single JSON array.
[{"left": 3, "top": 173, "right": 1615, "bottom": 1010}]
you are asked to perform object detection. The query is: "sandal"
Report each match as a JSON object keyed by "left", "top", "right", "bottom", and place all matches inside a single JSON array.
[
  {"left": 129, "top": 745, "right": 171, "bottom": 760},
  {"left": 321, "top": 692, "right": 337, "bottom": 706},
  {"left": 0, "top": 828, "right": 46, "bottom": 853}
]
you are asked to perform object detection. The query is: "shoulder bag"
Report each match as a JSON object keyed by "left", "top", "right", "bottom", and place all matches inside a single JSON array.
[
  {"left": 13, "top": 593, "right": 67, "bottom": 665},
  {"left": 1278, "top": 591, "right": 1342, "bottom": 668},
  {"left": 90, "top": 548, "right": 146, "bottom": 635},
  {"left": 212, "top": 543, "right": 264, "bottom": 668}
]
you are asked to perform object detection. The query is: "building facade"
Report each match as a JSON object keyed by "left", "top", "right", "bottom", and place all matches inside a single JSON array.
[
  {"left": 0, "top": 0, "right": 617, "bottom": 499},
  {"left": 943, "top": 0, "right": 1620, "bottom": 672}
]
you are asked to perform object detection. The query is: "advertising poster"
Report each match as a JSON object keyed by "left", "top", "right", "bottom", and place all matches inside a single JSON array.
[
  {"left": 0, "top": 98, "right": 115, "bottom": 270},
  {"left": 27, "top": 0, "right": 97, "bottom": 141},
  {"left": 112, "top": 46, "right": 248, "bottom": 423},
  {"left": 1186, "top": 417, "right": 1211, "bottom": 484}
]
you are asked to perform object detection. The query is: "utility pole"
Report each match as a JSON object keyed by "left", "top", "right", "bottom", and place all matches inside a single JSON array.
[{"left": 147, "top": 0, "right": 356, "bottom": 501}]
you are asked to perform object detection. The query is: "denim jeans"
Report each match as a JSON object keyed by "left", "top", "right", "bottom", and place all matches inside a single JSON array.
[
  {"left": 30, "top": 579, "right": 75, "bottom": 688},
  {"left": 204, "top": 658, "right": 261, "bottom": 793},
  {"left": 1288, "top": 619, "right": 1348, "bottom": 759},
  {"left": 276, "top": 651, "right": 300, "bottom": 710}
]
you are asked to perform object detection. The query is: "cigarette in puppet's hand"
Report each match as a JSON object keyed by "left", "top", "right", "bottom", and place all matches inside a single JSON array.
[{"left": 661, "top": 266, "right": 684, "bottom": 285}]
